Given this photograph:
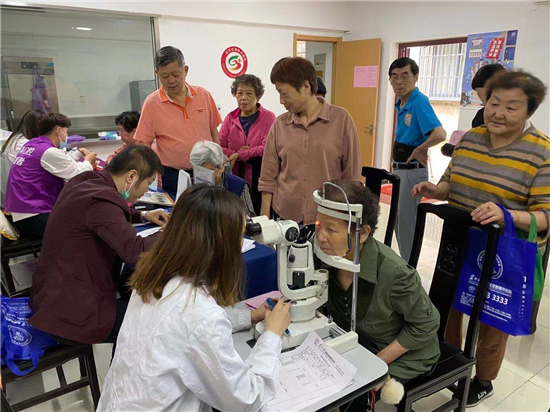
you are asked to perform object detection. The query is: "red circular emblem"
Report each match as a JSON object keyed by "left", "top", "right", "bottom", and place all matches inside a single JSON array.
[{"left": 221, "top": 46, "right": 248, "bottom": 79}]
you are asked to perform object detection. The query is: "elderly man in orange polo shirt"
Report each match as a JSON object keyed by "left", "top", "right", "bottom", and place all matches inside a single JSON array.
[{"left": 135, "top": 46, "right": 222, "bottom": 196}]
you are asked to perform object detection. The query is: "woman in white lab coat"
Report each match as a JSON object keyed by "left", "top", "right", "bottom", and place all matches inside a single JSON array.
[{"left": 98, "top": 184, "right": 291, "bottom": 412}]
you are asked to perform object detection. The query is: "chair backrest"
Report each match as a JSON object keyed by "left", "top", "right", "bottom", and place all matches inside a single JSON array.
[
  {"left": 409, "top": 204, "right": 502, "bottom": 359},
  {"left": 362, "top": 166, "right": 400, "bottom": 247}
]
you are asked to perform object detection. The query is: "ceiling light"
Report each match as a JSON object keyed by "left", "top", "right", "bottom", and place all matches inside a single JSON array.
[{"left": 76, "top": 27, "right": 92, "bottom": 31}]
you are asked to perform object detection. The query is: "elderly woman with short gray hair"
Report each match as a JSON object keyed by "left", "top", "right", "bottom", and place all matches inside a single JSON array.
[
  {"left": 190, "top": 140, "right": 255, "bottom": 215},
  {"left": 219, "top": 74, "right": 276, "bottom": 215}
]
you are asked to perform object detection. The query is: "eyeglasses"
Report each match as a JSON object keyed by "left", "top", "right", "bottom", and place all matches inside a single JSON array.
[{"left": 389, "top": 74, "right": 413, "bottom": 83}]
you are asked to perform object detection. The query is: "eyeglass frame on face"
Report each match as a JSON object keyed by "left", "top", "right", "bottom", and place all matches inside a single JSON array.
[{"left": 389, "top": 73, "right": 415, "bottom": 84}]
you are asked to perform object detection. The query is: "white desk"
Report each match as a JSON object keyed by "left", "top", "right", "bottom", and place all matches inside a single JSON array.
[{"left": 233, "top": 329, "right": 389, "bottom": 411}]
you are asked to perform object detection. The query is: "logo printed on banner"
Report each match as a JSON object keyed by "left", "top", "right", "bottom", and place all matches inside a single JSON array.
[
  {"left": 221, "top": 46, "right": 248, "bottom": 79},
  {"left": 477, "top": 251, "right": 504, "bottom": 280},
  {"left": 8, "top": 325, "right": 32, "bottom": 346}
]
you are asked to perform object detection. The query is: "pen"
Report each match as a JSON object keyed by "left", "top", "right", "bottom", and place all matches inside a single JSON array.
[{"left": 266, "top": 298, "right": 290, "bottom": 336}]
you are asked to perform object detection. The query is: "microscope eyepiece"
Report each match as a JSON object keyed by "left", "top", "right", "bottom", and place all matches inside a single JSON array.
[{"left": 245, "top": 221, "right": 262, "bottom": 237}]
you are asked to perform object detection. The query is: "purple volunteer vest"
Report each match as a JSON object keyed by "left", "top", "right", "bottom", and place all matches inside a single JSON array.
[{"left": 5, "top": 136, "right": 65, "bottom": 214}]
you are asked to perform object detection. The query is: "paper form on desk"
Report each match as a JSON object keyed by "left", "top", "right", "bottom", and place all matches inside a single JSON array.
[
  {"left": 137, "top": 227, "right": 161, "bottom": 238},
  {"left": 263, "top": 331, "right": 357, "bottom": 412}
]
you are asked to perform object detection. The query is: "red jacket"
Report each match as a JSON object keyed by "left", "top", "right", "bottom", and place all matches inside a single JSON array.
[
  {"left": 29, "top": 170, "right": 158, "bottom": 343},
  {"left": 219, "top": 104, "right": 276, "bottom": 185}
]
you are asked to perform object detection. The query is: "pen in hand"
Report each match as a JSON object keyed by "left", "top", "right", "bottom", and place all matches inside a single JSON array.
[{"left": 266, "top": 298, "right": 291, "bottom": 336}]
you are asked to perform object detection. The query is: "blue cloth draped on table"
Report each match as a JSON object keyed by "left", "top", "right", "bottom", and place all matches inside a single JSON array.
[{"left": 134, "top": 224, "right": 277, "bottom": 299}]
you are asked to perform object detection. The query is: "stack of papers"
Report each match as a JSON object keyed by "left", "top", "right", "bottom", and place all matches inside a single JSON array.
[
  {"left": 263, "top": 332, "right": 357, "bottom": 412},
  {"left": 242, "top": 238, "right": 256, "bottom": 254},
  {"left": 137, "top": 227, "right": 161, "bottom": 238}
]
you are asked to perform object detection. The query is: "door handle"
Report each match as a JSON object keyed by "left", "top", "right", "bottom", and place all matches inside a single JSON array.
[{"left": 364, "top": 124, "right": 374, "bottom": 136}]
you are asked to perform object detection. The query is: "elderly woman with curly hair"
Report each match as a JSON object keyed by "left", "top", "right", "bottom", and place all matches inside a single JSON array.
[{"left": 219, "top": 74, "right": 276, "bottom": 215}]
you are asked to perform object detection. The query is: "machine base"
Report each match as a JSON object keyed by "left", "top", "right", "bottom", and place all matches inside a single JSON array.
[{"left": 255, "top": 312, "right": 335, "bottom": 350}]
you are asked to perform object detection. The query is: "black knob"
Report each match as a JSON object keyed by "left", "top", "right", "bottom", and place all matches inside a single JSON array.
[
  {"left": 289, "top": 255, "right": 296, "bottom": 263},
  {"left": 286, "top": 227, "right": 299, "bottom": 242}
]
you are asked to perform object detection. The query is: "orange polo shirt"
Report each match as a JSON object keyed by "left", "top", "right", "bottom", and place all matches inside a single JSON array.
[{"left": 134, "top": 83, "right": 222, "bottom": 170}]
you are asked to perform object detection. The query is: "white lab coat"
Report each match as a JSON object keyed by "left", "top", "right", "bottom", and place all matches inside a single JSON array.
[{"left": 98, "top": 277, "right": 282, "bottom": 412}]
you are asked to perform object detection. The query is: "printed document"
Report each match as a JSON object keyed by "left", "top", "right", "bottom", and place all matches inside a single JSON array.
[{"left": 263, "top": 331, "right": 356, "bottom": 411}]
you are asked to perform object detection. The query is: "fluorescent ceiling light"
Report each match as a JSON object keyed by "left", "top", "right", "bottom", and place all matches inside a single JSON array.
[{"left": 76, "top": 27, "right": 92, "bottom": 31}]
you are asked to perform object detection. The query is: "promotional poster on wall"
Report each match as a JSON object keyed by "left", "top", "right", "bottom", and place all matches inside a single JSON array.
[{"left": 461, "top": 30, "right": 518, "bottom": 107}]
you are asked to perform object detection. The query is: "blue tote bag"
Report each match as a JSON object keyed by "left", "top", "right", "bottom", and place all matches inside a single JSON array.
[
  {"left": 454, "top": 205, "right": 537, "bottom": 336},
  {"left": 1, "top": 297, "right": 58, "bottom": 376}
]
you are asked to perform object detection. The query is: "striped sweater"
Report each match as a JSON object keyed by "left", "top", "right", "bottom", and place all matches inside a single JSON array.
[{"left": 440, "top": 125, "right": 550, "bottom": 240}]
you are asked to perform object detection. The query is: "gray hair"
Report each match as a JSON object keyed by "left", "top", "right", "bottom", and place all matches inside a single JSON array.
[
  {"left": 155, "top": 46, "right": 185, "bottom": 69},
  {"left": 190, "top": 141, "right": 224, "bottom": 168}
]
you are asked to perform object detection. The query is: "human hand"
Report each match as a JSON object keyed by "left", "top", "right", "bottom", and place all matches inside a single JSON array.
[
  {"left": 240, "top": 146, "right": 250, "bottom": 151},
  {"left": 411, "top": 181, "right": 441, "bottom": 199},
  {"left": 79, "top": 148, "right": 91, "bottom": 156},
  {"left": 406, "top": 147, "right": 428, "bottom": 167},
  {"left": 229, "top": 153, "right": 239, "bottom": 167},
  {"left": 144, "top": 209, "right": 170, "bottom": 227},
  {"left": 471, "top": 202, "right": 504, "bottom": 225},
  {"left": 84, "top": 151, "right": 97, "bottom": 165},
  {"left": 374, "top": 375, "right": 391, "bottom": 392},
  {"left": 251, "top": 298, "right": 280, "bottom": 325},
  {"left": 264, "top": 299, "right": 291, "bottom": 336}
]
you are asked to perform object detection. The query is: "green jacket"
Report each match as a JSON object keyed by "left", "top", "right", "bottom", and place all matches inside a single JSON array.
[{"left": 326, "top": 236, "right": 441, "bottom": 379}]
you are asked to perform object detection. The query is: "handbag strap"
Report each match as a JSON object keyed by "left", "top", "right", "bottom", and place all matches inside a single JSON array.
[
  {"left": 496, "top": 204, "right": 516, "bottom": 237},
  {"left": 528, "top": 212, "right": 538, "bottom": 242},
  {"left": 5, "top": 349, "right": 40, "bottom": 377}
]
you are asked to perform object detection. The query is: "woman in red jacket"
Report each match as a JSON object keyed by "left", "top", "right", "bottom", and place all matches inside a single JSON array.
[{"left": 219, "top": 74, "right": 276, "bottom": 215}]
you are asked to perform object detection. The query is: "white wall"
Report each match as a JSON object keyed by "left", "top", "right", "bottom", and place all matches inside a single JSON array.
[
  {"left": 347, "top": 1, "right": 550, "bottom": 170},
  {"left": 159, "top": 18, "right": 344, "bottom": 119},
  {"left": 305, "top": 41, "right": 333, "bottom": 103},
  {"left": 24, "top": 1, "right": 350, "bottom": 119},
  {"left": 27, "top": 1, "right": 351, "bottom": 32},
  {"left": 1, "top": 9, "right": 154, "bottom": 118}
]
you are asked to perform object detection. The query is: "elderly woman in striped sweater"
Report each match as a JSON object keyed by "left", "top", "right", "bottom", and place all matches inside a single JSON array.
[{"left": 412, "top": 70, "right": 549, "bottom": 407}]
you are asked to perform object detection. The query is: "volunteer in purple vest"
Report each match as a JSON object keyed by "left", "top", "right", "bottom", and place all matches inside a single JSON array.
[
  {"left": 4, "top": 113, "right": 97, "bottom": 238},
  {"left": 219, "top": 74, "right": 276, "bottom": 215}
]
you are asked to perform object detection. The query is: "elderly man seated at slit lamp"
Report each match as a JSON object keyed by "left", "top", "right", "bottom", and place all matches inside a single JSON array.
[
  {"left": 245, "top": 180, "right": 440, "bottom": 406},
  {"left": 189, "top": 140, "right": 255, "bottom": 215}
]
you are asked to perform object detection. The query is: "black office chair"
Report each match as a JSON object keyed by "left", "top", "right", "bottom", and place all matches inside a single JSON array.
[
  {"left": 1, "top": 236, "right": 42, "bottom": 297},
  {"left": 361, "top": 167, "right": 400, "bottom": 247},
  {"left": 1, "top": 343, "right": 101, "bottom": 411},
  {"left": 396, "top": 204, "right": 502, "bottom": 412}
]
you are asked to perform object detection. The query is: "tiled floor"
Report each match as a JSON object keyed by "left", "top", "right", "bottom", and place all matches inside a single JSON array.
[{"left": 5, "top": 204, "right": 549, "bottom": 411}]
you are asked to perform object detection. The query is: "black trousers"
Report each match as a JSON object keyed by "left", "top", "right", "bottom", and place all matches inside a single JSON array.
[{"left": 8, "top": 213, "right": 50, "bottom": 239}]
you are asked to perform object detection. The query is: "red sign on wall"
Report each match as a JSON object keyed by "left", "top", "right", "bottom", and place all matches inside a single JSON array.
[
  {"left": 486, "top": 37, "right": 505, "bottom": 60},
  {"left": 221, "top": 46, "right": 248, "bottom": 79}
]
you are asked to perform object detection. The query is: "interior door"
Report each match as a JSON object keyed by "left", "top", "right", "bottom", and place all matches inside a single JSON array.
[{"left": 333, "top": 39, "right": 382, "bottom": 167}]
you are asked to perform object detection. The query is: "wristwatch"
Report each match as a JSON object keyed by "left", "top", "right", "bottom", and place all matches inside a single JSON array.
[{"left": 140, "top": 210, "right": 149, "bottom": 223}]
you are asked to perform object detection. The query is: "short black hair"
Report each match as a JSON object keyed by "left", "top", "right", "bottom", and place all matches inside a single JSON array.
[
  {"left": 316, "top": 77, "right": 327, "bottom": 97},
  {"left": 37, "top": 113, "right": 71, "bottom": 136},
  {"left": 320, "top": 180, "right": 379, "bottom": 236},
  {"left": 271, "top": 57, "right": 318, "bottom": 95},
  {"left": 115, "top": 111, "right": 140, "bottom": 133},
  {"left": 230, "top": 74, "right": 265, "bottom": 99},
  {"left": 105, "top": 145, "right": 164, "bottom": 185},
  {"left": 487, "top": 70, "right": 548, "bottom": 116},
  {"left": 472, "top": 64, "right": 506, "bottom": 90},
  {"left": 388, "top": 57, "right": 419, "bottom": 77},
  {"left": 155, "top": 46, "right": 185, "bottom": 70}
]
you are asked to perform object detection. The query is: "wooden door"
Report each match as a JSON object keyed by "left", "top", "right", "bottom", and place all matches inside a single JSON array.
[{"left": 333, "top": 39, "right": 382, "bottom": 167}]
